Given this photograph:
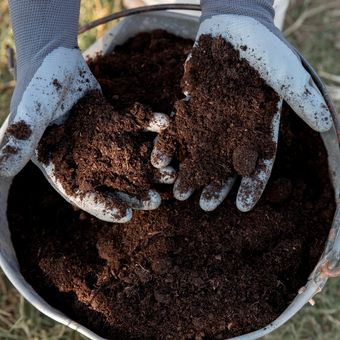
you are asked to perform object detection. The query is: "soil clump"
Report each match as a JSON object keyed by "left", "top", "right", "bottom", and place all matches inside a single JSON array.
[{"left": 156, "top": 35, "right": 279, "bottom": 193}]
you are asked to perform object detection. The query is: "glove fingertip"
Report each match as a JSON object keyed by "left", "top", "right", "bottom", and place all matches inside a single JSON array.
[
  {"left": 0, "top": 143, "right": 26, "bottom": 177},
  {"left": 199, "top": 197, "right": 218, "bottom": 212},
  {"left": 237, "top": 155, "right": 276, "bottom": 212},
  {"left": 113, "top": 208, "right": 133, "bottom": 223},
  {"left": 200, "top": 178, "right": 236, "bottom": 212},
  {"left": 313, "top": 107, "right": 333, "bottom": 132},
  {"left": 173, "top": 178, "right": 194, "bottom": 201},
  {"left": 155, "top": 166, "right": 176, "bottom": 184},
  {"left": 236, "top": 185, "right": 255, "bottom": 212},
  {"left": 145, "top": 112, "right": 170, "bottom": 133},
  {"left": 301, "top": 108, "right": 332, "bottom": 133},
  {"left": 151, "top": 147, "right": 172, "bottom": 169},
  {"left": 284, "top": 82, "right": 333, "bottom": 133},
  {"left": 143, "top": 190, "right": 161, "bottom": 210}
]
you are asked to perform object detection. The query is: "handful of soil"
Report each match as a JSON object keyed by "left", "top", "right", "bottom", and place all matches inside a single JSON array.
[
  {"left": 156, "top": 35, "right": 279, "bottom": 193},
  {"left": 38, "top": 30, "right": 193, "bottom": 203},
  {"left": 38, "top": 92, "right": 160, "bottom": 201},
  {"left": 38, "top": 92, "right": 157, "bottom": 200}
]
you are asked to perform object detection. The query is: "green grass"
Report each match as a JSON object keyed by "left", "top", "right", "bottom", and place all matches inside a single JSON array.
[
  {"left": 0, "top": 0, "right": 340, "bottom": 339},
  {"left": 284, "top": 0, "right": 340, "bottom": 111},
  {"left": 266, "top": 279, "right": 340, "bottom": 340}
]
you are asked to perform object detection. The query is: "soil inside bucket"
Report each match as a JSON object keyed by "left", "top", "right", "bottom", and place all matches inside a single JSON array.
[{"left": 7, "top": 30, "right": 336, "bottom": 340}]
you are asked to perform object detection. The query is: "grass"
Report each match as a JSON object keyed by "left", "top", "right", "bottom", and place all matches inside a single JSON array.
[
  {"left": 0, "top": 285, "right": 82, "bottom": 340},
  {"left": 0, "top": 0, "right": 339, "bottom": 339},
  {"left": 284, "top": 0, "right": 340, "bottom": 111}
]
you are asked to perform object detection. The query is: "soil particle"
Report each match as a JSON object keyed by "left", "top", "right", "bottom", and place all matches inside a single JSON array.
[
  {"left": 52, "top": 79, "right": 62, "bottom": 91},
  {"left": 265, "top": 178, "right": 293, "bottom": 203},
  {"left": 6, "top": 121, "right": 32, "bottom": 140},
  {"left": 0, "top": 145, "right": 18, "bottom": 163},
  {"left": 233, "top": 145, "right": 259, "bottom": 177},
  {"left": 2, "top": 145, "right": 18, "bottom": 155},
  {"left": 7, "top": 31, "right": 335, "bottom": 340},
  {"left": 157, "top": 35, "right": 279, "bottom": 193}
]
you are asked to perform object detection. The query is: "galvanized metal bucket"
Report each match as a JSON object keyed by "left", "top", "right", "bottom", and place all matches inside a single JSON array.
[{"left": 0, "top": 11, "right": 339, "bottom": 340}]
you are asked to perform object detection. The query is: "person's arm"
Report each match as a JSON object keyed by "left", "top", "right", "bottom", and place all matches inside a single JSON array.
[
  {"left": 201, "top": 0, "right": 275, "bottom": 29},
  {"left": 2, "top": 0, "right": 97, "bottom": 178},
  {"left": 1, "top": 1, "right": 162, "bottom": 223},
  {"left": 8, "top": 0, "right": 81, "bottom": 111}
]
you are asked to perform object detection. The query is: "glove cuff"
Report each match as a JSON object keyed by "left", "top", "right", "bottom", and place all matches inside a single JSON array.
[
  {"left": 201, "top": 0, "right": 275, "bottom": 30},
  {"left": 9, "top": 0, "right": 80, "bottom": 83},
  {"left": 9, "top": 0, "right": 80, "bottom": 114}
]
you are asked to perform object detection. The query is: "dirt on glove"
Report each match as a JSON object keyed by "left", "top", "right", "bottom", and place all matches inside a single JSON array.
[
  {"left": 6, "top": 120, "right": 32, "bottom": 140},
  {"left": 156, "top": 35, "right": 279, "bottom": 193},
  {"left": 37, "top": 30, "right": 192, "bottom": 204},
  {"left": 7, "top": 31, "right": 336, "bottom": 339}
]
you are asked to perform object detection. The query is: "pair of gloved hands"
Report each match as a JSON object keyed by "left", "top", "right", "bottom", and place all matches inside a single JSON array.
[{"left": 1, "top": 0, "right": 332, "bottom": 223}]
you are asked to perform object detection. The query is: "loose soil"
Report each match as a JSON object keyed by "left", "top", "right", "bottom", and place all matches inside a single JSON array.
[
  {"left": 156, "top": 35, "right": 279, "bottom": 193},
  {"left": 6, "top": 120, "right": 32, "bottom": 140},
  {"left": 38, "top": 30, "right": 192, "bottom": 202},
  {"left": 7, "top": 31, "right": 335, "bottom": 339},
  {"left": 0, "top": 121, "right": 30, "bottom": 162},
  {"left": 87, "top": 30, "right": 192, "bottom": 113}
]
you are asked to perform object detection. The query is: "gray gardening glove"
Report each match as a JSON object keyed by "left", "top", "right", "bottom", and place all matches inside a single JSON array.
[
  {"left": 152, "top": 0, "right": 332, "bottom": 212},
  {"left": 0, "top": 0, "right": 94, "bottom": 175},
  {"left": 0, "top": 0, "right": 166, "bottom": 223}
]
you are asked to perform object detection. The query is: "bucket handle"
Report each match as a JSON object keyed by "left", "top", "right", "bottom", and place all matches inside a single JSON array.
[
  {"left": 321, "top": 260, "right": 340, "bottom": 278},
  {"left": 78, "top": 4, "right": 201, "bottom": 34}
]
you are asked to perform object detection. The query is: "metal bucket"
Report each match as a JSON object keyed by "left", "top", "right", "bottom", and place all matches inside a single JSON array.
[{"left": 0, "top": 11, "right": 339, "bottom": 340}]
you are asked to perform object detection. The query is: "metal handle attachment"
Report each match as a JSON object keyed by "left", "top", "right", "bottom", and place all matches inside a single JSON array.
[{"left": 321, "top": 260, "right": 340, "bottom": 278}]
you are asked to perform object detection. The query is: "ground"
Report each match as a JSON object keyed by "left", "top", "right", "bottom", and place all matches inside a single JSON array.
[{"left": 0, "top": 0, "right": 339, "bottom": 339}]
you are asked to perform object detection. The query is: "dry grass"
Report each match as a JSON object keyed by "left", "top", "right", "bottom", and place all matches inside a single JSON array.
[
  {"left": 0, "top": 0, "right": 340, "bottom": 339},
  {"left": 284, "top": 0, "right": 340, "bottom": 111}
]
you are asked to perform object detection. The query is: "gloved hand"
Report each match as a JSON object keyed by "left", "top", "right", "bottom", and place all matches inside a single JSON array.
[
  {"left": 31, "top": 111, "right": 174, "bottom": 223},
  {"left": 152, "top": 0, "right": 333, "bottom": 212},
  {"left": 0, "top": 0, "right": 165, "bottom": 223},
  {"left": 0, "top": 0, "right": 91, "bottom": 176}
]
